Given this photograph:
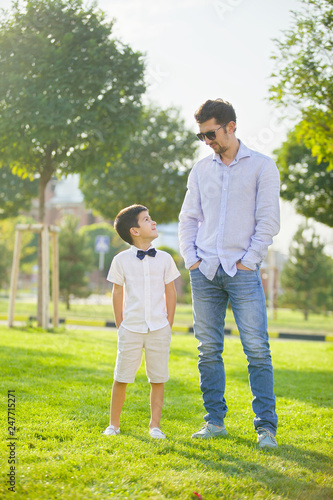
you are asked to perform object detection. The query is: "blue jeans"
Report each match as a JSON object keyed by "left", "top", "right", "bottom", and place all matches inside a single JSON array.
[{"left": 190, "top": 265, "right": 278, "bottom": 434}]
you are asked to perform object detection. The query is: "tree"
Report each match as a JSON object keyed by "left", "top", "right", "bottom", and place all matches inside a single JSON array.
[
  {"left": 0, "top": 0, "right": 145, "bottom": 221},
  {"left": 58, "top": 215, "right": 93, "bottom": 309},
  {"left": 79, "top": 105, "right": 199, "bottom": 223},
  {"left": 79, "top": 222, "right": 127, "bottom": 275},
  {"left": 274, "top": 129, "right": 333, "bottom": 227},
  {"left": 280, "top": 224, "right": 332, "bottom": 319},
  {"left": 0, "top": 237, "right": 11, "bottom": 290},
  {"left": 315, "top": 255, "right": 333, "bottom": 315},
  {"left": 269, "top": 0, "right": 333, "bottom": 169},
  {"left": 0, "top": 0, "right": 145, "bottom": 323},
  {"left": 0, "top": 165, "right": 38, "bottom": 219}
]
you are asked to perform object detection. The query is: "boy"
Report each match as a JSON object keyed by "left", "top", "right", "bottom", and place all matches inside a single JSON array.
[{"left": 103, "top": 204, "right": 180, "bottom": 439}]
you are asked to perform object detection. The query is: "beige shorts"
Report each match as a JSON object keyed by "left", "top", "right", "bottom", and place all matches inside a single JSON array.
[{"left": 114, "top": 324, "right": 172, "bottom": 383}]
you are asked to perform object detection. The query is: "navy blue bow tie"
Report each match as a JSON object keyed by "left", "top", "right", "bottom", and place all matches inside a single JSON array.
[{"left": 136, "top": 248, "right": 157, "bottom": 260}]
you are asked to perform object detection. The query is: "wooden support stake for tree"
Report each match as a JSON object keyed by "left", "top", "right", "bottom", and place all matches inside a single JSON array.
[
  {"left": 8, "top": 231, "right": 22, "bottom": 328},
  {"left": 8, "top": 224, "right": 60, "bottom": 329},
  {"left": 41, "top": 224, "right": 50, "bottom": 329},
  {"left": 51, "top": 231, "right": 59, "bottom": 328}
]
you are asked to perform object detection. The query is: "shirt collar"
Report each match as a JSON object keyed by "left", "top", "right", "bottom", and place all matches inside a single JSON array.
[
  {"left": 235, "top": 140, "right": 252, "bottom": 161},
  {"left": 130, "top": 244, "right": 155, "bottom": 254},
  {"left": 213, "top": 140, "right": 252, "bottom": 165}
]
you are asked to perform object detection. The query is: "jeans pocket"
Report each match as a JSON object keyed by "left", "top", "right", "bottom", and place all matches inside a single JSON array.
[{"left": 190, "top": 267, "right": 200, "bottom": 273}]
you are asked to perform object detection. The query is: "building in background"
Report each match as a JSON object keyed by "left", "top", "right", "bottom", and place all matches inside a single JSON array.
[{"left": 43, "top": 174, "right": 99, "bottom": 228}]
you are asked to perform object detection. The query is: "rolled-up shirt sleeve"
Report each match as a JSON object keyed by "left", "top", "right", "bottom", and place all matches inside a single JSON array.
[{"left": 241, "top": 159, "right": 280, "bottom": 269}]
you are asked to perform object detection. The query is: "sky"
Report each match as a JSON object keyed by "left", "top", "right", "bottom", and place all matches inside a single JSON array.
[
  {"left": 96, "top": 0, "right": 300, "bottom": 154},
  {"left": 1, "top": 0, "right": 332, "bottom": 255}
]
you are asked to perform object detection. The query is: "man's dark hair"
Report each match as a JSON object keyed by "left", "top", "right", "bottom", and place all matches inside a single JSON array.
[
  {"left": 194, "top": 99, "right": 237, "bottom": 130},
  {"left": 114, "top": 204, "right": 148, "bottom": 245}
]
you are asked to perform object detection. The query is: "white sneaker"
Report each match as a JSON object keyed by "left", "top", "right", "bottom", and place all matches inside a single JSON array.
[
  {"left": 103, "top": 425, "right": 120, "bottom": 436},
  {"left": 149, "top": 427, "right": 166, "bottom": 439}
]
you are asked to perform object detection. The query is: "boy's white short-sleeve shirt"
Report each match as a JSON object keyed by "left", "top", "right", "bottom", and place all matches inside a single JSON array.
[{"left": 107, "top": 246, "right": 180, "bottom": 333}]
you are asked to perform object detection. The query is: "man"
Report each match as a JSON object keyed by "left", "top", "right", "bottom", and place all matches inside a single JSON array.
[{"left": 178, "top": 99, "right": 280, "bottom": 448}]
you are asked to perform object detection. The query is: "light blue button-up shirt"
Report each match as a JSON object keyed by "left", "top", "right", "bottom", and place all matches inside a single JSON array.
[{"left": 178, "top": 140, "right": 280, "bottom": 279}]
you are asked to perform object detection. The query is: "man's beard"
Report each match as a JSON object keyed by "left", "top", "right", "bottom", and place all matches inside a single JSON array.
[{"left": 210, "top": 142, "right": 228, "bottom": 155}]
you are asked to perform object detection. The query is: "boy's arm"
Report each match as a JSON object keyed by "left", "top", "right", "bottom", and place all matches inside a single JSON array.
[
  {"left": 112, "top": 283, "right": 124, "bottom": 329},
  {"left": 165, "top": 281, "right": 177, "bottom": 327}
]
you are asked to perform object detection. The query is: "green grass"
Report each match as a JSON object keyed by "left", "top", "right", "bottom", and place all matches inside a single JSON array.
[
  {"left": 0, "top": 297, "right": 332, "bottom": 334},
  {"left": 0, "top": 325, "right": 332, "bottom": 499}
]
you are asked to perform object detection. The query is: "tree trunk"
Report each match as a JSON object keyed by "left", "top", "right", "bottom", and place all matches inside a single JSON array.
[{"left": 37, "top": 150, "right": 55, "bottom": 326}]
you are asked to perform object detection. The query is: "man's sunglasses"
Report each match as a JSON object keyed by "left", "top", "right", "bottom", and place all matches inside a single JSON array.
[{"left": 196, "top": 123, "right": 228, "bottom": 142}]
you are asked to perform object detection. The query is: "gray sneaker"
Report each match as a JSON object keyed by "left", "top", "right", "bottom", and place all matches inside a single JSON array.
[
  {"left": 192, "top": 423, "right": 227, "bottom": 439},
  {"left": 257, "top": 427, "right": 278, "bottom": 448}
]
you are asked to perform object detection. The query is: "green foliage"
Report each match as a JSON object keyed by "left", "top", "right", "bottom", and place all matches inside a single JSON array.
[
  {"left": 281, "top": 224, "right": 333, "bottom": 319},
  {"left": 79, "top": 105, "right": 199, "bottom": 223},
  {"left": 274, "top": 129, "right": 333, "bottom": 227},
  {"left": 58, "top": 215, "right": 94, "bottom": 309},
  {"left": 0, "top": 326, "right": 332, "bottom": 499},
  {"left": 0, "top": 237, "right": 11, "bottom": 290},
  {"left": 157, "top": 245, "right": 191, "bottom": 303},
  {"left": 0, "top": 0, "right": 145, "bottom": 219},
  {"left": 269, "top": 0, "right": 333, "bottom": 169},
  {"left": 79, "top": 222, "right": 128, "bottom": 274},
  {"left": 0, "top": 165, "right": 38, "bottom": 219}
]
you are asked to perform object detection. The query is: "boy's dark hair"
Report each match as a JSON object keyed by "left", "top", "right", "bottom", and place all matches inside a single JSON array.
[
  {"left": 114, "top": 204, "right": 148, "bottom": 245},
  {"left": 194, "top": 99, "right": 237, "bottom": 131}
]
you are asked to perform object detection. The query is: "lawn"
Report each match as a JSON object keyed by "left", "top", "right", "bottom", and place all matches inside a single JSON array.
[
  {"left": 0, "top": 296, "right": 333, "bottom": 334},
  {"left": 0, "top": 324, "right": 332, "bottom": 499}
]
